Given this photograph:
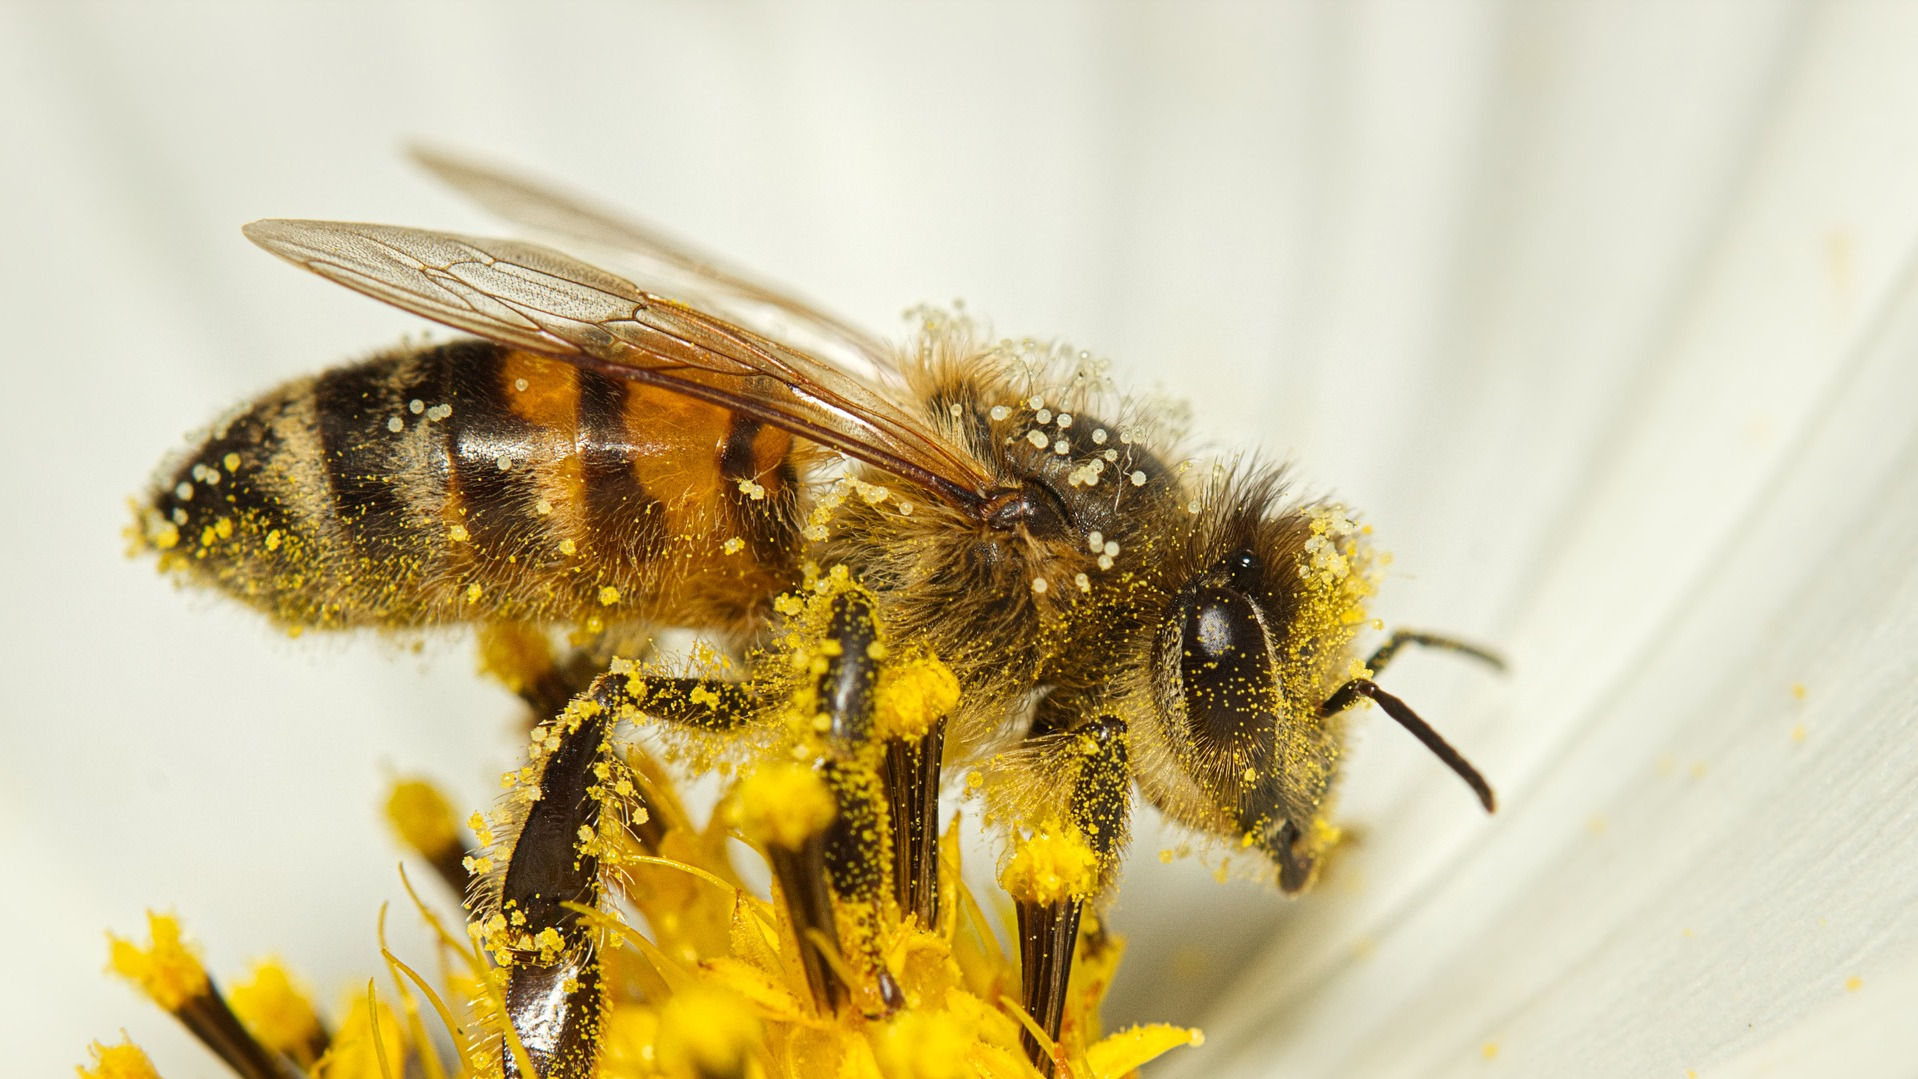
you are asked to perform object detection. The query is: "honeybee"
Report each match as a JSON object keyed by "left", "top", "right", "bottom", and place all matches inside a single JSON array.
[{"left": 136, "top": 151, "right": 1498, "bottom": 1077}]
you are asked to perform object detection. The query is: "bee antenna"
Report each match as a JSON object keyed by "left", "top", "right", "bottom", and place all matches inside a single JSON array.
[{"left": 1320, "top": 678, "right": 1497, "bottom": 813}]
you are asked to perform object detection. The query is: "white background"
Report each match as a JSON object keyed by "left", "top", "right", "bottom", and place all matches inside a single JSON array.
[{"left": 4, "top": 4, "right": 1917, "bottom": 1077}]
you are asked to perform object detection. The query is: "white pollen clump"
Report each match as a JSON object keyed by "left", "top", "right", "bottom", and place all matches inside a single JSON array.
[
  {"left": 989, "top": 404, "right": 1011, "bottom": 421},
  {"left": 1074, "top": 572, "right": 1091, "bottom": 593},
  {"left": 495, "top": 455, "right": 512, "bottom": 471},
  {"left": 1129, "top": 471, "right": 1146, "bottom": 486},
  {"left": 1031, "top": 576, "right": 1049, "bottom": 594},
  {"left": 1087, "top": 531, "right": 1104, "bottom": 552},
  {"left": 559, "top": 538, "right": 577, "bottom": 556},
  {"left": 170, "top": 508, "right": 187, "bottom": 525},
  {"left": 175, "top": 481, "right": 193, "bottom": 501},
  {"left": 948, "top": 402, "right": 964, "bottom": 418},
  {"left": 1103, "top": 540, "right": 1120, "bottom": 556},
  {"left": 426, "top": 404, "right": 453, "bottom": 422},
  {"left": 1056, "top": 413, "right": 1073, "bottom": 428},
  {"left": 722, "top": 536, "right": 745, "bottom": 555},
  {"left": 1026, "top": 430, "right": 1050, "bottom": 449},
  {"left": 896, "top": 501, "right": 914, "bottom": 516},
  {"left": 409, "top": 399, "right": 425, "bottom": 414},
  {"left": 1052, "top": 439, "right": 1070, "bottom": 456},
  {"left": 1186, "top": 500, "right": 1202, "bottom": 514},
  {"left": 387, "top": 416, "right": 404, "bottom": 433},
  {"left": 1104, "top": 449, "right": 1120, "bottom": 463},
  {"left": 1027, "top": 395, "right": 1045, "bottom": 410},
  {"left": 803, "top": 523, "right": 829, "bottom": 542},
  {"left": 1036, "top": 408, "right": 1053, "bottom": 424},
  {"left": 514, "top": 378, "right": 530, "bottom": 392},
  {"left": 1092, "top": 428, "right": 1108, "bottom": 445},
  {"left": 736, "top": 478, "right": 767, "bottom": 501},
  {"left": 1097, "top": 554, "right": 1114, "bottom": 571},
  {"left": 535, "top": 499, "right": 553, "bottom": 516}
]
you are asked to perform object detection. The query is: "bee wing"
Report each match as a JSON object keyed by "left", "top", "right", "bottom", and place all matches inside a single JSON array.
[
  {"left": 407, "top": 146, "right": 895, "bottom": 379},
  {"left": 243, "top": 219, "right": 996, "bottom": 513}
]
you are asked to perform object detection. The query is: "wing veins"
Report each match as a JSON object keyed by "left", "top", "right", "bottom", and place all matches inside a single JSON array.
[{"left": 243, "top": 218, "right": 997, "bottom": 514}]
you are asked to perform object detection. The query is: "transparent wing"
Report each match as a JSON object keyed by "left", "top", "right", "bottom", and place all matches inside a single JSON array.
[
  {"left": 408, "top": 146, "right": 896, "bottom": 378},
  {"left": 243, "top": 219, "right": 995, "bottom": 513}
]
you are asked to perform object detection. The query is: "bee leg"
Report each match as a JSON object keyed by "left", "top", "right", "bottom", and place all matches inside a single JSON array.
[
  {"left": 1013, "top": 716, "right": 1131, "bottom": 1074},
  {"left": 482, "top": 671, "right": 644, "bottom": 1079},
  {"left": 631, "top": 676, "right": 754, "bottom": 732},
  {"left": 1364, "top": 630, "right": 1505, "bottom": 678},
  {"left": 814, "top": 592, "right": 907, "bottom": 1014},
  {"left": 885, "top": 723, "right": 945, "bottom": 928}
]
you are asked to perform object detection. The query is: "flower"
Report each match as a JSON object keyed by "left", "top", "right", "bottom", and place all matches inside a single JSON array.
[{"left": 101, "top": 575, "right": 1204, "bottom": 1078}]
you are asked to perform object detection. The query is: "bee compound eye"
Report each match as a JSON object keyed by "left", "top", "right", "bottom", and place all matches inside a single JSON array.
[{"left": 1174, "top": 585, "right": 1280, "bottom": 753}]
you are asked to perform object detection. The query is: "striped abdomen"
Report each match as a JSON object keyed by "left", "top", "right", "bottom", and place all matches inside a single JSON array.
[{"left": 140, "top": 340, "right": 804, "bottom": 632}]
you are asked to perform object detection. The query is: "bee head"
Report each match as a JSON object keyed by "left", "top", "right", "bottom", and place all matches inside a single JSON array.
[{"left": 1136, "top": 475, "right": 1378, "bottom": 893}]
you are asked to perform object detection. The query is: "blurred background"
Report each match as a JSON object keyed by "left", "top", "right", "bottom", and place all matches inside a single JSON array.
[{"left": 5, "top": 3, "right": 1918, "bottom": 1077}]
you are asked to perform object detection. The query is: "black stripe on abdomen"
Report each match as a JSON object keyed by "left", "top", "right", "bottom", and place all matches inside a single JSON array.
[
  {"left": 575, "top": 369, "right": 664, "bottom": 561},
  {"left": 438, "top": 341, "right": 556, "bottom": 574},
  {"left": 719, "top": 414, "right": 763, "bottom": 485},
  {"left": 314, "top": 356, "right": 436, "bottom": 575},
  {"left": 717, "top": 411, "right": 800, "bottom": 569}
]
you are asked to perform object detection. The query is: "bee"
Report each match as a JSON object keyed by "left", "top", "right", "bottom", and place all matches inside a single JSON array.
[{"left": 136, "top": 150, "right": 1499, "bottom": 1077}]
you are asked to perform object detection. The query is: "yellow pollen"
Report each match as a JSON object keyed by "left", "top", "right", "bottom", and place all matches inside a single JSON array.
[
  {"left": 228, "top": 959, "right": 323, "bottom": 1059},
  {"left": 729, "top": 763, "right": 835, "bottom": 849},
  {"left": 108, "top": 912, "right": 208, "bottom": 1011},
  {"left": 385, "top": 779, "right": 459, "bottom": 855},
  {"left": 77, "top": 1040, "right": 161, "bottom": 1079},
  {"left": 1001, "top": 827, "right": 1099, "bottom": 905}
]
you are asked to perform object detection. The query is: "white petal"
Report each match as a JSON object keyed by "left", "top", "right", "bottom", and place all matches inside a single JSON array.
[{"left": 1178, "top": 7, "right": 1918, "bottom": 1076}]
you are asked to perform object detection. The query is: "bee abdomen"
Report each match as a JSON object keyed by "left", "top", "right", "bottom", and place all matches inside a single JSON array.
[{"left": 141, "top": 340, "right": 802, "bottom": 630}]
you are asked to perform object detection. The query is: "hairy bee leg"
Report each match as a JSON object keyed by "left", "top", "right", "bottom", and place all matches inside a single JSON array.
[
  {"left": 1016, "top": 716, "right": 1131, "bottom": 1073},
  {"left": 488, "top": 672, "right": 644, "bottom": 1079},
  {"left": 1365, "top": 630, "right": 1505, "bottom": 678},
  {"left": 814, "top": 592, "right": 907, "bottom": 1013},
  {"left": 632, "top": 676, "right": 754, "bottom": 732},
  {"left": 1320, "top": 677, "right": 1497, "bottom": 812},
  {"left": 885, "top": 722, "right": 945, "bottom": 928}
]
